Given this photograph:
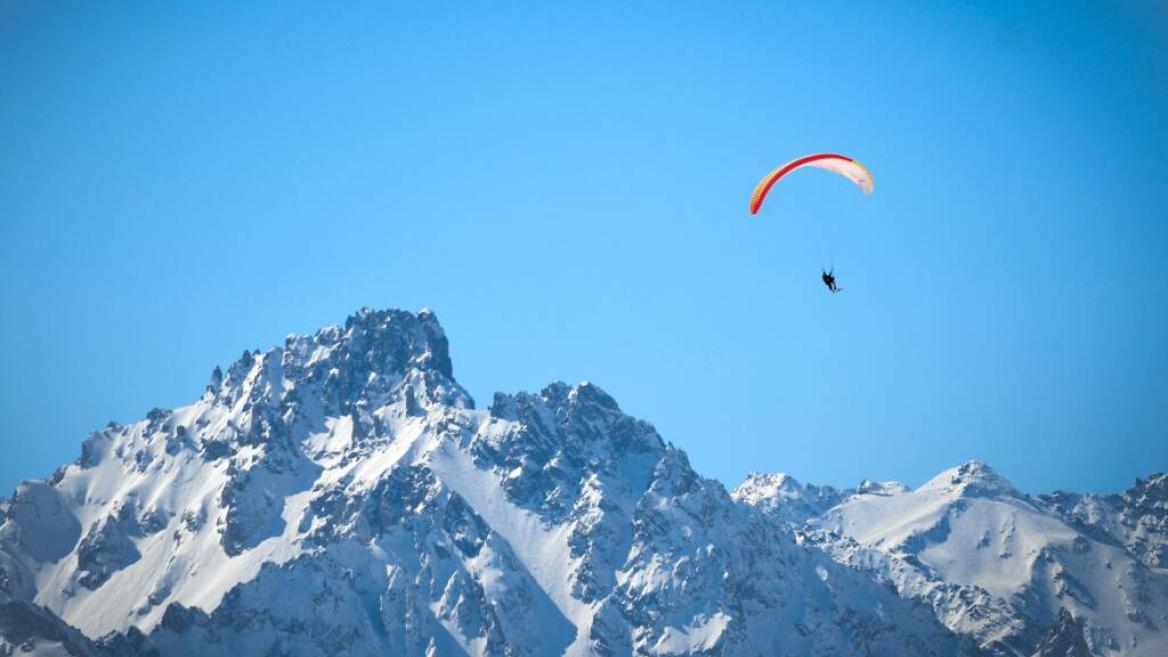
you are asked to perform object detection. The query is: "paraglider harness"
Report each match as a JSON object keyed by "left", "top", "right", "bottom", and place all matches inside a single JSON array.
[{"left": 822, "top": 269, "right": 842, "bottom": 294}]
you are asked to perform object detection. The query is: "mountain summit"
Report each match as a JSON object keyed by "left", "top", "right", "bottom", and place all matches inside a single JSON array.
[
  {"left": 916, "top": 460, "right": 1022, "bottom": 499},
  {"left": 1, "top": 308, "right": 1165, "bottom": 657}
]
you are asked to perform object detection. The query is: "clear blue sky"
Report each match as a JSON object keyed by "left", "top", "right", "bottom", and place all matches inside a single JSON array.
[{"left": 2, "top": 0, "right": 1166, "bottom": 496}]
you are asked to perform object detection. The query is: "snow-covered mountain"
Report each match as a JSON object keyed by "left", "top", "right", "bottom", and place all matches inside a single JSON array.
[
  {"left": 734, "top": 462, "right": 1168, "bottom": 656},
  {"left": 0, "top": 308, "right": 1163, "bottom": 656}
]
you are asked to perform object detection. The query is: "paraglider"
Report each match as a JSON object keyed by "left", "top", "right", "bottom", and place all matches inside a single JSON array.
[
  {"left": 749, "top": 153, "right": 873, "bottom": 293},
  {"left": 821, "top": 269, "right": 841, "bottom": 293},
  {"left": 749, "top": 153, "right": 873, "bottom": 215}
]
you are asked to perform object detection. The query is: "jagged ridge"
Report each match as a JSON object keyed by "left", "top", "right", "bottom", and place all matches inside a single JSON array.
[{"left": 0, "top": 308, "right": 1163, "bottom": 657}]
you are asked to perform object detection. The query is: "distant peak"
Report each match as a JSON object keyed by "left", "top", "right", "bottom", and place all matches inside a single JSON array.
[
  {"left": 742, "top": 472, "right": 800, "bottom": 491},
  {"left": 733, "top": 472, "right": 804, "bottom": 504},
  {"left": 856, "top": 479, "right": 910, "bottom": 496},
  {"left": 917, "top": 461, "right": 1019, "bottom": 498}
]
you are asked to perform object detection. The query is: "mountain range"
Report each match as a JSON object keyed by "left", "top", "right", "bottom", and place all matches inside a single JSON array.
[{"left": 1, "top": 308, "right": 1164, "bottom": 656}]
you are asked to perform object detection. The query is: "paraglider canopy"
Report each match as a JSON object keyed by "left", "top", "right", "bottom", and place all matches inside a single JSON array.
[{"left": 749, "top": 153, "right": 873, "bottom": 214}]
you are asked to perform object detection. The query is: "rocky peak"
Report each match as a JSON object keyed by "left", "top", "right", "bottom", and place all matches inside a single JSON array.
[
  {"left": 916, "top": 460, "right": 1020, "bottom": 499},
  {"left": 732, "top": 473, "right": 847, "bottom": 526},
  {"left": 207, "top": 308, "right": 470, "bottom": 421},
  {"left": 280, "top": 308, "right": 455, "bottom": 388},
  {"left": 339, "top": 307, "right": 452, "bottom": 379},
  {"left": 1123, "top": 472, "right": 1168, "bottom": 513},
  {"left": 478, "top": 380, "right": 668, "bottom": 521},
  {"left": 733, "top": 473, "right": 804, "bottom": 505}
]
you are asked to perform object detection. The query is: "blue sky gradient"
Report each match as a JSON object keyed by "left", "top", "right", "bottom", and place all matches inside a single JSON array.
[{"left": 2, "top": 0, "right": 1166, "bottom": 495}]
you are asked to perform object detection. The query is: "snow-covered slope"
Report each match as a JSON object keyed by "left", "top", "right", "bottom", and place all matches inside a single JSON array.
[
  {"left": 737, "top": 461, "right": 1168, "bottom": 657},
  {"left": 0, "top": 308, "right": 979, "bottom": 657}
]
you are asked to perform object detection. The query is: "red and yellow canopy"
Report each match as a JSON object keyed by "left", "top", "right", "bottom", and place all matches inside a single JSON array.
[{"left": 749, "top": 153, "right": 874, "bottom": 214}]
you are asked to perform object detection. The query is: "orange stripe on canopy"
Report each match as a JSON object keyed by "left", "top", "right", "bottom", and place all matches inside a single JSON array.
[{"left": 749, "top": 153, "right": 874, "bottom": 214}]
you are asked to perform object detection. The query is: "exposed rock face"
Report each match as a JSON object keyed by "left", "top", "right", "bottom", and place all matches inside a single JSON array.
[
  {"left": 0, "top": 308, "right": 1163, "bottom": 656},
  {"left": 1031, "top": 609, "right": 1093, "bottom": 657},
  {"left": 1038, "top": 473, "right": 1168, "bottom": 571}
]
